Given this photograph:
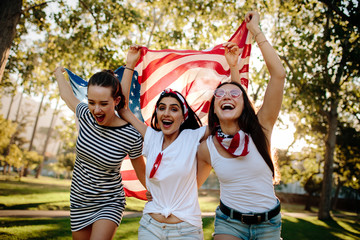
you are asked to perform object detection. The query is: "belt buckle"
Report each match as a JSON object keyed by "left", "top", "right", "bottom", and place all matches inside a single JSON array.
[{"left": 241, "top": 213, "right": 254, "bottom": 224}]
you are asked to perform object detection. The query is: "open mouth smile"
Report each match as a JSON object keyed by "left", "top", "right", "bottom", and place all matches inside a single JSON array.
[
  {"left": 162, "top": 119, "right": 174, "bottom": 128},
  {"left": 221, "top": 103, "right": 235, "bottom": 110},
  {"left": 95, "top": 114, "right": 105, "bottom": 123}
]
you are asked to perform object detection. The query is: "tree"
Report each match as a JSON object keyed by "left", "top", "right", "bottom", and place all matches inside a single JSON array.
[
  {"left": 277, "top": 0, "right": 360, "bottom": 220},
  {"left": 0, "top": 115, "right": 17, "bottom": 168},
  {"left": 23, "top": 93, "right": 44, "bottom": 176},
  {"left": 277, "top": 145, "right": 324, "bottom": 211},
  {"left": 1, "top": 109, "right": 32, "bottom": 175},
  {"left": 0, "top": 0, "right": 22, "bottom": 82},
  {"left": 20, "top": 150, "right": 43, "bottom": 179},
  {"left": 332, "top": 124, "right": 360, "bottom": 210},
  {"left": 53, "top": 115, "right": 77, "bottom": 178},
  {"left": 35, "top": 97, "right": 60, "bottom": 178}
]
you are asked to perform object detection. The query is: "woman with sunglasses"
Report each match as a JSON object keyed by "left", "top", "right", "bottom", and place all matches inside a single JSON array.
[
  {"left": 197, "top": 11, "right": 286, "bottom": 240},
  {"left": 119, "top": 42, "right": 240, "bottom": 239}
]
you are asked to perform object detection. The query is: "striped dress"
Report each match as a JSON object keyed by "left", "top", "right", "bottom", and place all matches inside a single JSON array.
[{"left": 70, "top": 103, "right": 143, "bottom": 231}]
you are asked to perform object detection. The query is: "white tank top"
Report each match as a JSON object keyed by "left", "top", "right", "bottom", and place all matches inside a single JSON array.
[{"left": 207, "top": 136, "right": 277, "bottom": 213}]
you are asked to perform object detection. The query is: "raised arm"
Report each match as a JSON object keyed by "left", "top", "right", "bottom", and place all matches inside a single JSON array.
[
  {"left": 118, "top": 45, "right": 147, "bottom": 137},
  {"left": 121, "top": 45, "right": 142, "bottom": 108},
  {"left": 245, "top": 11, "right": 286, "bottom": 134},
  {"left": 223, "top": 41, "right": 241, "bottom": 83},
  {"left": 54, "top": 66, "right": 80, "bottom": 113}
]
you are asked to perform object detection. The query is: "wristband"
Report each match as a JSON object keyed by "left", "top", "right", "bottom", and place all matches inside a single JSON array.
[
  {"left": 258, "top": 40, "right": 268, "bottom": 46},
  {"left": 125, "top": 66, "right": 134, "bottom": 71}
]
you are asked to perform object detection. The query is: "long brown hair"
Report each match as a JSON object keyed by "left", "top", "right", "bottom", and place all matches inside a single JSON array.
[{"left": 208, "top": 82, "right": 275, "bottom": 178}]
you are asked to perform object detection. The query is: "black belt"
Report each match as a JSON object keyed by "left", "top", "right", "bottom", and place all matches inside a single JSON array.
[{"left": 219, "top": 201, "right": 281, "bottom": 225}]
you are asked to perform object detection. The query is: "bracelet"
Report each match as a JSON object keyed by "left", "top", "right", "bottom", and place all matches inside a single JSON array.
[
  {"left": 258, "top": 40, "right": 268, "bottom": 46},
  {"left": 125, "top": 66, "right": 134, "bottom": 71},
  {"left": 253, "top": 31, "right": 263, "bottom": 39}
]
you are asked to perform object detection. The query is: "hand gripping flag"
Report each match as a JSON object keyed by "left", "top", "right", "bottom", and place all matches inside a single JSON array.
[{"left": 65, "top": 20, "right": 251, "bottom": 200}]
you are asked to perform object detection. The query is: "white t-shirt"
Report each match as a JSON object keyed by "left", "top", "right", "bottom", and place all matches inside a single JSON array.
[
  {"left": 143, "top": 126, "right": 206, "bottom": 228},
  {"left": 207, "top": 135, "right": 277, "bottom": 213}
]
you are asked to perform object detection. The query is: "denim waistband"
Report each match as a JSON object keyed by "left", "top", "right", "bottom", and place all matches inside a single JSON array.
[{"left": 219, "top": 200, "right": 281, "bottom": 225}]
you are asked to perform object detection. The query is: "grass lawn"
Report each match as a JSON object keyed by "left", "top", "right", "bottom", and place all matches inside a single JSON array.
[
  {"left": 0, "top": 175, "right": 71, "bottom": 211},
  {"left": 1, "top": 175, "right": 359, "bottom": 240},
  {"left": 1, "top": 215, "right": 359, "bottom": 240}
]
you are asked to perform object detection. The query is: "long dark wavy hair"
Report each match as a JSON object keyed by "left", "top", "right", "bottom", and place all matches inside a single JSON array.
[
  {"left": 150, "top": 90, "right": 202, "bottom": 132},
  {"left": 208, "top": 82, "right": 275, "bottom": 178},
  {"left": 88, "top": 70, "right": 125, "bottom": 110}
]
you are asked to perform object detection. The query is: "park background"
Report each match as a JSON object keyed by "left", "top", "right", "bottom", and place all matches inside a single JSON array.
[{"left": 0, "top": 0, "right": 359, "bottom": 239}]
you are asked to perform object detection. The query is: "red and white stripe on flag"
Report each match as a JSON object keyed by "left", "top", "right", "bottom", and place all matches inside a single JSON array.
[
  {"left": 121, "top": 21, "right": 252, "bottom": 200},
  {"left": 135, "top": 20, "right": 252, "bottom": 125},
  {"left": 121, "top": 156, "right": 147, "bottom": 200}
]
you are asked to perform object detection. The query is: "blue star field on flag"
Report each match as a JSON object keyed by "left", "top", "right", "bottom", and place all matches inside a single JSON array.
[{"left": 65, "top": 66, "right": 144, "bottom": 122}]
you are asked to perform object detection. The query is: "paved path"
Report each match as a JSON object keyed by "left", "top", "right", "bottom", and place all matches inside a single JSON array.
[
  {"left": 0, "top": 210, "right": 216, "bottom": 218},
  {"left": 0, "top": 210, "right": 140, "bottom": 218},
  {"left": 0, "top": 210, "right": 322, "bottom": 219}
]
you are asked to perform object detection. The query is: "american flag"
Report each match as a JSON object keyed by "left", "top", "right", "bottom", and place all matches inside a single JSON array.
[
  {"left": 134, "top": 20, "right": 251, "bottom": 125},
  {"left": 66, "top": 20, "right": 251, "bottom": 200}
]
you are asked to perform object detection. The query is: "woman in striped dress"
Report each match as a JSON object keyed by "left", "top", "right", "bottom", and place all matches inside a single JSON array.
[{"left": 54, "top": 67, "right": 146, "bottom": 240}]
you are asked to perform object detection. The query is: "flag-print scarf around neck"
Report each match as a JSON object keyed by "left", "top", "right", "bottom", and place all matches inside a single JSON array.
[{"left": 215, "top": 126, "right": 249, "bottom": 157}]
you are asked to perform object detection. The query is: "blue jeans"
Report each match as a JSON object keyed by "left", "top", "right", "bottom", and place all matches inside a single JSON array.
[
  {"left": 138, "top": 213, "right": 203, "bottom": 240},
  {"left": 214, "top": 206, "right": 282, "bottom": 240}
]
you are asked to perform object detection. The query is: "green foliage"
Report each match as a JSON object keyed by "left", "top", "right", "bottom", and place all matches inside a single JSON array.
[
  {"left": 275, "top": 0, "right": 360, "bottom": 216},
  {"left": 4, "top": 145, "right": 23, "bottom": 169},
  {"left": 277, "top": 144, "right": 324, "bottom": 184},
  {"left": 50, "top": 116, "right": 77, "bottom": 178},
  {"left": 0, "top": 115, "right": 17, "bottom": 155},
  {"left": 22, "top": 150, "right": 43, "bottom": 171},
  {"left": 55, "top": 116, "right": 77, "bottom": 153},
  {"left": 2, "top": 0, "right": 280, "bottom": 91},
  {"left": 335, "top": 124, "right": 360, "bottom": 190},
  {"left": 277, "top": 0, "right": 359, "bottom": 133},
  {"left": 54, "top": 152, "right": 75, "bottom": 178}
]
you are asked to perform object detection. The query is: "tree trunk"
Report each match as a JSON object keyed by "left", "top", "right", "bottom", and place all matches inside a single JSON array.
[
  {"left": 23, "top": 93, "right": 44, "bottom": 176},
  {"left": 0, "top": 0, "right": 22, "bottom": 82},
  {"left": 35, "top": 97, "right": 59, "bottom": 178},
  {"left": 6, "top": 93, "right": 15, "bottom": 120},
  {"left": 15, "top": 90, "right": 23, "bottom": 121},
  {"left": 305, "top": 193, "right": 313, "bottom": 211},
  {"left": 2, "top": 163, "right": 9, "bottom": 174},
  {"left": 6, "top": 164, "right": 11, "bottom": 174},
  {"left": 318, "top": 102, "right": 338, "bottom": 220},
  {"left": 332, "top": 179, "right": 343, "bottom": 210}
]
